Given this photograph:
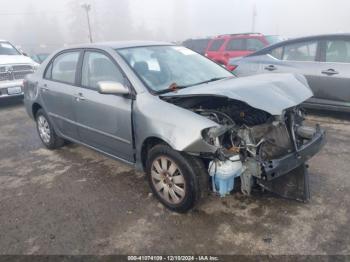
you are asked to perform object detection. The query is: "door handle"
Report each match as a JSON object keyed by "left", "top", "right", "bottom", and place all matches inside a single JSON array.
[
  {"left": 264, "top": 65, "right": 277, "bottom": 71},
  {"left": 41, "top": 84, "right": 49, "bottom": 92},
  {"left": 321, "top": 69, "right": 339, "bottom": 75},
  {"left": 223, "top": 53, "right": 230, "bottom": 57},
  {"left": 75, "top": 92, "right": 86, "bottom": 101}
]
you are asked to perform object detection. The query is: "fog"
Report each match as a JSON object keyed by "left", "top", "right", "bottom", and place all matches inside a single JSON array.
[{"left": 0, "top": 0, "right": 349, "bottom": 54}]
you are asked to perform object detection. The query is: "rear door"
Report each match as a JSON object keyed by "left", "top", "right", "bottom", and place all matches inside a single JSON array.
[
  {"left": 74, "top": 50, "right": 134, "bottom": 162},
  {"left": 206, "top": 39, "right": 225, "bottom": 64},
  {"left": 223, "top": 37, "right": 266, "bottom": 65},
  {"left": 310, "top": 38, "right": 350, "bottom": 107},
  {"left": 41, "top": 50, "right": 82, "bottom": 140},
  {"left": 223, "top": 38, "right": 246, "bottom": 65}
]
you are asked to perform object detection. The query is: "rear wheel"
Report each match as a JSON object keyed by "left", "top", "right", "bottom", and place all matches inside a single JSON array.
[
  {"left": 146, "top": 144, "right": 208, "bottom": 212},
  {"left": 35, "top": 109, "right": 64, "bottom": 150}
]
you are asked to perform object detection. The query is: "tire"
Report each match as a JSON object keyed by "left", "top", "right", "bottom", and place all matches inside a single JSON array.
[
  {"left": 35, "top": 109, "right": 65, "bottom": 150},
  {"left": 146, "top": 144, "right": 208, "bottom": 213}
]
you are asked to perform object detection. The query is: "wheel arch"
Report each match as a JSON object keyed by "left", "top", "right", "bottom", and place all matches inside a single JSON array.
[
  {"left": 140, "top": 136, "right": 171, "bottom": 171},
  {"left": 32, "top": 103, "right": 42, "bottom": 118}
]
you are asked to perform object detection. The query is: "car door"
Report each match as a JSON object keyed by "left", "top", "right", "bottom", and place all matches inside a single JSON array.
[
  {"left": 206, "top": 39, "right": 225, "bottom": 64},
  {"left": 75, "top": 50, "right": 134, "bottom": 162},
  {"left": 309, "top": 38, "right": 350, "bottom": 107},
  {"left": 40, "top": 50, "right": 82, "bottom": 140},
  {"left": 260, "top": 40, "right": 321, "bottom": 98},
  {"left": 223, "top": 38, "right": 246, "bottom": 65}
]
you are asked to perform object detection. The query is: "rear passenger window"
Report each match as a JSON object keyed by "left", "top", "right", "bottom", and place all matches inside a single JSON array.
[
  {"left": 283, "top": 41, "right": 317, "bottom": 62},
  {"left": 209, "top": 39, "right": 224, "bottom": 51},
  {"left": 51, "top": 52, "right": 80, "bottom": 84},
  {"left": 325, "top": 40, "right": 350, "bottom": 63},
  {"left": 82, "top": 51, "right": 124, "bottom": 90},
  {"left": 226, "top": 39, "right": 245, "bottom": 51}
]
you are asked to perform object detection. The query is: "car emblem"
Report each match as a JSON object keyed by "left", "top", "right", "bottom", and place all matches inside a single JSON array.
[{"left": 6, "top": 66, "right": 14, "bottom": 80}]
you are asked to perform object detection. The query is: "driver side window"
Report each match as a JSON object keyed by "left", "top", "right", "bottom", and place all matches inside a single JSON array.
[{"left": 81, "top": 51, "right": 124, "bottom": 90}]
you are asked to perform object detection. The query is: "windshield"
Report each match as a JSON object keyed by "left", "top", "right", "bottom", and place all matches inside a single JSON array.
[
  {"left": 117, "top": 45, "right": 233, "bottom": 93},
  {"left": 265, "top": 35, "right": 287, "bottom": 45},
  {"left": 0, "top": 42, "right": 20, "bottom": 55}
]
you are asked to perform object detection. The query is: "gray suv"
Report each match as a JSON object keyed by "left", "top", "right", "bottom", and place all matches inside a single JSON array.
[{"left": 24, "top": 41, "right": 325, "bottom": 212}]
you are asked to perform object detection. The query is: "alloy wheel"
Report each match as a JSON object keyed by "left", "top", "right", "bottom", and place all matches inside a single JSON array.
[
  {"left": 151, "top": 156, "right": 186, "bottom": 204},
  {"left": 37, "top": 115, "right": 51, "bottom": 144}
]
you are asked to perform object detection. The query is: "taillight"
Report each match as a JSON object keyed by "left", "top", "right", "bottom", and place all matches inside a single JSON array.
[{"left": 226, "top": 65, "right": 238, "bottom": 71}]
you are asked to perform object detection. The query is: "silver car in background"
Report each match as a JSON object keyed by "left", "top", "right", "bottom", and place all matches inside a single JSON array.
[
  {"left": 24, "top": 41, "right": 325, "bottom": 212},
  {"left": 229, "top": 34, "right": 350, "bottom": 112}
]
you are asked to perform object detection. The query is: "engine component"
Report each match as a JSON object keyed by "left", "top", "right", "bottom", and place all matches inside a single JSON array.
[
  {"left": 240, "top": 159, "right": 261, "bottom": 195},
  {"left": 218, "top": 104, "right": 271, "bottom": 126},
  {"left": 240, "top": 168, "right": 253, "bottom": 196},
  {"left": 255, "top": 123, "right": 293, "bottom": 161},
  {"left": 208, "top": 155, "right": 242, "bottom": 197}
]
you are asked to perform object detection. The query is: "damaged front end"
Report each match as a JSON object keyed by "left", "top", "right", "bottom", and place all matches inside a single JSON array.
[{"left": 164, "top": 95, "right": 326, "bottom": 201}]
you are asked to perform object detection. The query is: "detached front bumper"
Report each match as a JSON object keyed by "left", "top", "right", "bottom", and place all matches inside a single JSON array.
[{"left": 261, "top": 125, "right": 326, "bottom": 181}]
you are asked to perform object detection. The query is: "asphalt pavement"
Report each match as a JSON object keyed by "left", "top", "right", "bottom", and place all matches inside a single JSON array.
[{"left": 0, "top": 100, "right": 349, "bottom": 255}]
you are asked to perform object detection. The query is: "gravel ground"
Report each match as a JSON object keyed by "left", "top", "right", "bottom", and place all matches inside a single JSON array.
[{"left": 0, "top": 100, "right": 349, "bottom": 255}]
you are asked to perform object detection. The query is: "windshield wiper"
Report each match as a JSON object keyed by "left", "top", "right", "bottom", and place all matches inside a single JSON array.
[
  {"left": 155, "top": 83, "right": 189, "bottom": 95},
  {"left": 187, "top": 77, "right": 228, "bottom": 87},
  {"left": 156, "top": 77, "right": 228, "bottom": 95}
]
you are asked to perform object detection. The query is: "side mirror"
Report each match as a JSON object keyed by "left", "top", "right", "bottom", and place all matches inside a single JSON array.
[
  {"left": 22, "top": 52, "right": 29, "bottom": 57},
  {"left": 97, "top": 81, "right": 130, "bottom": 96}
]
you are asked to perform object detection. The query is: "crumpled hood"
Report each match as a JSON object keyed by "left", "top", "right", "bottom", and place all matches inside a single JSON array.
[
  {"left": 162, "top": 73, "right": 313, "bottom": 115},
  {"left": 0, "top": 55, "right": 35, "bottom": 66}
]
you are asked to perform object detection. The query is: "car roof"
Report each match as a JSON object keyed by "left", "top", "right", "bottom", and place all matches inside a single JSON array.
[
  {"left": 183, "top": 37, "right": 211, "bottom": 41},
  {"left": 214, "top": 33, "right": 263, "bottom": 39},
  {"left": 249, "top": 33, "right": 350, "bottom": 56},
  {"left": 68, "top": 40, "right": 173, "bottom": 50}
]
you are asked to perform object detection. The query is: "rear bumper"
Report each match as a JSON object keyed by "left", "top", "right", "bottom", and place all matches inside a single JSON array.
[{"left": 262, "top": 126, "right": 326, "bottom": 181}]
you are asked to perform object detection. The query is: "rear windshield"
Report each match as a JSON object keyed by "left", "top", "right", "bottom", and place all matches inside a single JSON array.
[{"left": 0, "top": 42, "right": 20, "bottom": 55}]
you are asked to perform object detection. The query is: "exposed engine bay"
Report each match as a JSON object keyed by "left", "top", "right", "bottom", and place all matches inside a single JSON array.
[{"left": 163, "top": 95, "right": 325, "bottom": 201}]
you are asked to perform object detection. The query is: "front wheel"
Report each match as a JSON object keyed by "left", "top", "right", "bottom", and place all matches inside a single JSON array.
[
  {"left": 146, "top": 144, "right": 208, "bottom": 213},
  {"left": 36, "top": 109, "right": 64, "bottom": 150}
]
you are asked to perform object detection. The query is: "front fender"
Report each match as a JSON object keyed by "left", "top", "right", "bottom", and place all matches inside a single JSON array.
[{"left": 133, "top": 93, "right": 219, "bottom": 169}]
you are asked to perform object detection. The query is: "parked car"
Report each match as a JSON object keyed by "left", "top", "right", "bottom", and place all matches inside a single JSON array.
[
  {"left": 205, "top": 33, "right": 286, "bottom": 68},
  {"left": 24, "top": 42, "right": 325, "bottom": 212},
  {"left": 182, "top": 38, "right": 211, "bottom": 55},
  {"left": 228, "top": 34, "right": 350, "bottom": 112},
  {"left": 0, "top": 40, "right": 38, "bottom": 100},
  {"left": 31, "top": 53, "right": 50, "bottom": 64}
]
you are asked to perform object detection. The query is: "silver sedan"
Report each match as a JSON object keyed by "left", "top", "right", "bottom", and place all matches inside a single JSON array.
[
  {"left": 24, "top": 41, "right": 325, "bottom": 212},
  {"left": 229, "top": 34, "right": 350, "bottom": 112}
]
